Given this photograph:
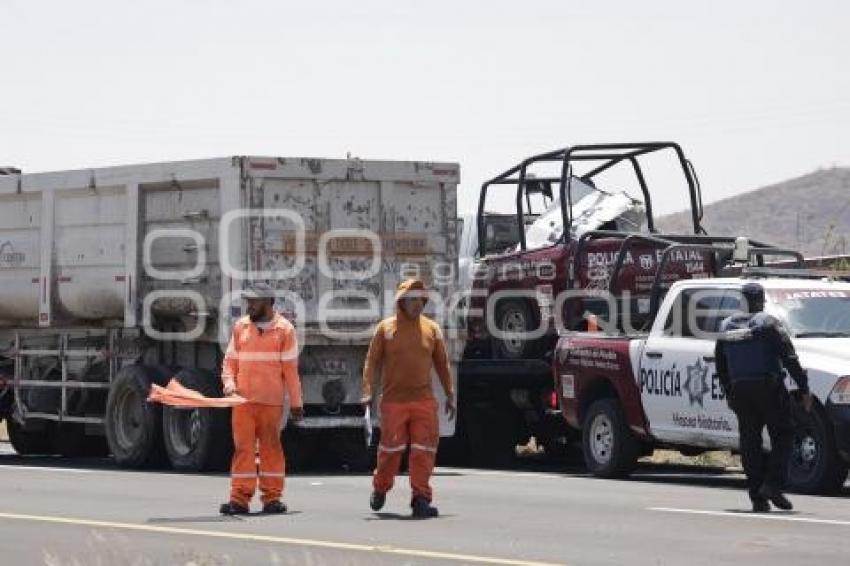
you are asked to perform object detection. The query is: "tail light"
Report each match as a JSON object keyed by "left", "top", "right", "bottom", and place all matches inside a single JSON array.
[
  {"left": 829, "top": 376, "right": 850, "bottom": 405},
  {"left": 547, "top": 390, "right": 559, "bottom": 410}
]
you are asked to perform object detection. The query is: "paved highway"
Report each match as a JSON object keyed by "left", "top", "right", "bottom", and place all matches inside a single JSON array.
[{"left": 0, "top": 442, "right": 848, "bottom": 565}]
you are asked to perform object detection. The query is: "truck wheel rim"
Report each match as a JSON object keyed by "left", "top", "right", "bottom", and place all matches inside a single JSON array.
[
  {"left": 793, "top": 433, "right": 818, "bottom": 472},
  {"left": 114, "top": 388, "right": 144, "bottom": 450},
  {"left": 502, "top": 310, "right": 527, "bottom": 354},
  {"left": 590, "top": 414, "right": 614, "bottom": 464},
  {"left": 168, "top": 409, "right": 202, "bottom": 456}
]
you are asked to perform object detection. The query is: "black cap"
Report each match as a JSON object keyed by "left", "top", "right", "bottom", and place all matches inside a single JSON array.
[
  {"left": 243, "top": 282, "right": 275, "bottom": 299},
  {"left": 741, "top": 282, "right": 765, "bottom": 301}
]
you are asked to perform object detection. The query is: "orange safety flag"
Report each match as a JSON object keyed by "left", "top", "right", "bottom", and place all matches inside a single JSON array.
[{"left": 147, "top": 378, "right": 247, "bottom": 408}]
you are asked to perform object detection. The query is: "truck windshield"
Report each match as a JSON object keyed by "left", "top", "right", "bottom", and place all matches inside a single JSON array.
[
  {"left": 768, "top": 290, "right": 850, "bottom": 337},
  {"left": 522, "top": 179, "right": 646, "bottom": 250}
]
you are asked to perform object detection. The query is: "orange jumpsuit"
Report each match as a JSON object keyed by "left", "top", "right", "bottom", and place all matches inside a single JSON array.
[
  {"left": 222, "top": 312, "right": 302, "bottom": 507},
  {"left": 362, "top": 279, "right": 454, "bottom": 502}
]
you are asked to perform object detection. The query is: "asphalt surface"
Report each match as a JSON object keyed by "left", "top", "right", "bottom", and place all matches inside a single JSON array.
[{"left": 1, "top": 442, "right": 848, "bottom": 566}]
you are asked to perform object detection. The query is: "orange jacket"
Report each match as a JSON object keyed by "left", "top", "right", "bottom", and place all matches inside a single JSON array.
[
  {"left": 362, "top": 279, "right": 454, "bottom": 403},
  {"left": 221, "top": 313, "right": 303, "bottom": 407}
]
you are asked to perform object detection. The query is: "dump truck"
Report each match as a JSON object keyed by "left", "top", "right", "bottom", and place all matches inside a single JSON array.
[{"left": 0, "top": 156, "right": 462, "bottom": 471}]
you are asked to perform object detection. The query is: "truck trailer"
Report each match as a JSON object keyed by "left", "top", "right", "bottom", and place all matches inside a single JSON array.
[{"left": 0, "top": 156, "right": 462, "bottom": 471}]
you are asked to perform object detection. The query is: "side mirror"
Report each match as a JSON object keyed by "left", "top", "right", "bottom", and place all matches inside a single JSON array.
[{"left": 524, "top": 179, "right": 553, "bottom": 200}]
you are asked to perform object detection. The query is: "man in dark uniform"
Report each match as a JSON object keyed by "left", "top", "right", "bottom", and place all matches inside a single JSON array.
[{"left": 715, "top": 282, "right": 813, "bottom": 512}]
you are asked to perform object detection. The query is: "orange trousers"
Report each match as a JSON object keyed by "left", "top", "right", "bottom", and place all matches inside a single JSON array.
[
  {"left": 230, "top": 403, "right": 285, "bottom": 506},
  {"left": 373, "top": 399, "right": 439, "bottom": 501}
]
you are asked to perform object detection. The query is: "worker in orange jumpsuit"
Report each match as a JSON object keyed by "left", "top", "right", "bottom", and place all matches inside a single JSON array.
[
  {"left": 362, "top": 279, "right": 456, "bottom": 518},
  {"left": 219, "top": 282, "right": 303, "bottom": 515}
]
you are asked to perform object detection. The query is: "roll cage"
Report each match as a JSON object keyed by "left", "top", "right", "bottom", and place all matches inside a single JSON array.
[{"left": 476, "top": 142, "right": 706, "bottom": 256}]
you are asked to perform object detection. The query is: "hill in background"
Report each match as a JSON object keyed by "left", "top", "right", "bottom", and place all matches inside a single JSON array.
[{"left": 656, "top": 167, "right": 850, "bottom": 257}]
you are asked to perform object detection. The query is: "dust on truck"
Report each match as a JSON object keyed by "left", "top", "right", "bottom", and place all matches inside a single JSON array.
[{"left": 0, "top": 156, "right": 462, "bottom": 471}]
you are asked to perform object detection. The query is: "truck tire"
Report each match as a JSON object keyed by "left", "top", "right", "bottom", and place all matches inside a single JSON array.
[
  {"left": 162, "top": 368, "right": 232, "bottom": 472},
  {"left": 105, "top": 365, "right": 167, "bottom": 468},
  {"left": 582, "top": 398, "right": 640, "bottom": 478},
  {"left": 493, "top": 300, "right": 542, "bottom": 360},
  {"left": 787, "top": 402, "right": 849, "bottom": 494},
  {"left": 7, "top": 419, "right": 54, "bottom": 455}
]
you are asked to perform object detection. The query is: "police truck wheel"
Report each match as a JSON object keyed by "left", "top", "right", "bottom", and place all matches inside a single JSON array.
[
  {"left": 163, "top": 368, "right": 232, "bottom": 472},
  {"left": 105, "top": 365, "right": 168, "bottom": 468},
  {"left": 7, "top": 419, "right": 54, "bottom": 455},
  {"left": 787, "top": 403, "right": 848, "bottom": 495},
  {"left": 582, "top": 398, "right": 640, "bottom": 478},
  {"left": 493, "top": 300, "right": 542, "bottom": 360}
]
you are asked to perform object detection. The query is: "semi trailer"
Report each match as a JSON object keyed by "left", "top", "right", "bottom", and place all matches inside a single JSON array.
[{"left": 0, "top": 156, "right": 462, "bottom": 471}]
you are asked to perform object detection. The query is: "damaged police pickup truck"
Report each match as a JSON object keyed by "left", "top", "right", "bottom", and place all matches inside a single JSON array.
[{"left": 555, "top": 275, "right": 850, "bottom": 494}]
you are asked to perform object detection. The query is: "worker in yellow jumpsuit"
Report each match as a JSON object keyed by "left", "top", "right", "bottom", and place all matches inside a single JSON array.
[{"left": 362, "top": 279, "right": 456, "bottom": 518}]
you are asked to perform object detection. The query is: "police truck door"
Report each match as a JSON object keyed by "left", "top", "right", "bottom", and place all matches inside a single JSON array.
[{"left": 637, "top": 287, "right": 740, "bottom": 446}]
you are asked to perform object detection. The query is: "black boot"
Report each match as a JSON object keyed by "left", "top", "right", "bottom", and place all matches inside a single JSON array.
[
  {"left": 262, "top": 500, "right": 288, "bottom": 514},
  {"left": 411, "top": 496, "right": 439, "bottom": 518},
  {"left": 370, "top": 491, "right": 386, "bottom": 512},
  {"left": 758, "top": 484, "right": 793, "bottom": 511},
  {"left": 750, "top": 496, "right": 771, "bottom": 513},
  {"left": 219, "top": 501, "right": 250, "bottom": 515}
]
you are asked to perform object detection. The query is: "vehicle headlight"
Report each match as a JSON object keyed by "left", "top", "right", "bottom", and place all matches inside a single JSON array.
[{"left": 829, "top": 376, "right": 850, "bottom": 405}]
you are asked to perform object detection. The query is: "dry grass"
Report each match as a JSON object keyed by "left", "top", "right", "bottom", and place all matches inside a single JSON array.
[
  {"left": 642, "top": 449, "right": 741, "bottom": 470},
  {"left": 518, "top": 439, "right": 743, "bottom": 471},
  {"left": 515, "top": 436, "right": 545, "bottom": 458}
]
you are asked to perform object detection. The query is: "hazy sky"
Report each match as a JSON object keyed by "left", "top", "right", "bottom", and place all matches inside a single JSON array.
[{"left": 2, "top": 0, "right": 848, "bottom": 216}]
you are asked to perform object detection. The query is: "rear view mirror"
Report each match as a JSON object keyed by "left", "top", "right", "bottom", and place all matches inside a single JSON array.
[{"left": 524, "top": 179, "right": 553, "bottom": 200}]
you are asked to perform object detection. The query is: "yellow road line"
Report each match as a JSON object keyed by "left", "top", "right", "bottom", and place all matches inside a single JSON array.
[{"left": 0, "top": 511, "right": 564, "bottom": 566}]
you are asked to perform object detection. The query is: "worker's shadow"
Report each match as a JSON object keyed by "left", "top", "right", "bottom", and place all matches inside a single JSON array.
[
  {"left": 147, "top": 511, "right": 303, "bottom": 524},
  {"left": 364, "top": 512, "right": 453, "bottom": 521}
]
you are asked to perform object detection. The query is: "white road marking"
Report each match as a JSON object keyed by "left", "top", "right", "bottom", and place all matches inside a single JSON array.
[
  {"left": 0, "top": 511, "right": 565, "bottom": 566},
  {"left": 0, "top": 464, "right": 93, "bottom": 474},
  {"left": 438, "top": 468, "right": 569, "bottom": 480},
  {"left": 0, "top": 463, "right": 567, "bottom": 486},
  {"left": 650, "top": 507, "right": 850, "bottom": 527}
]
